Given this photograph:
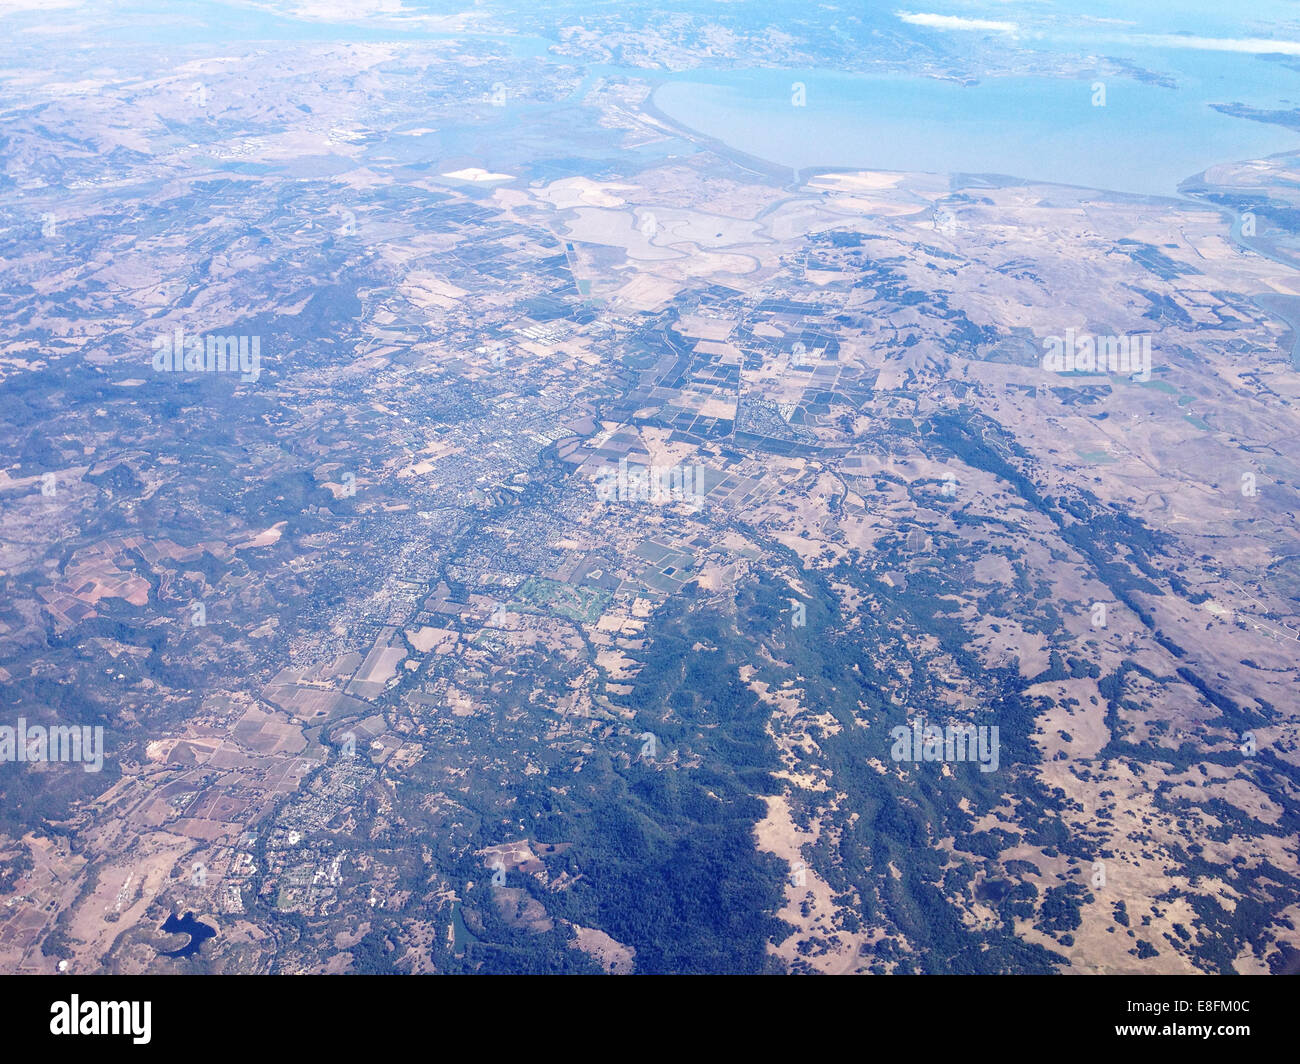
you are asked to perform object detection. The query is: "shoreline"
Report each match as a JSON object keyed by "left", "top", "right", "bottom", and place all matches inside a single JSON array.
[{"left": 638, "top": 78, "right": 1299, "bottom": 206}]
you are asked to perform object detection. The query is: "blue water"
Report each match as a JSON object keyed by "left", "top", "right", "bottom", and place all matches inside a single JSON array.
[
  {"left": 158, "top": 911, "right": 217, "bottom": 959},
  {"left": 653, "top": 58, "right": 1300, "bottom": 196}
]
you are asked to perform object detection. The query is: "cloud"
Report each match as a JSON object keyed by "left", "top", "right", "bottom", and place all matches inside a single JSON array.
[
  {"left": 289, "top": 0, "right": 406, "bottom": 17},
  {"left": 896, "top": 12, "right": 1018, "bottom": 34},
  {"left": 1121, "top": 33, "right": 1300, "bottom": 56},
  {"left": 894, "top": 14, "right": 1300, "bottom": 56}
]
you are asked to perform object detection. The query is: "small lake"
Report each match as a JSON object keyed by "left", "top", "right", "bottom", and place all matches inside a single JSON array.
[{"left": 158, "top": 911, "right": 217, "bottom": 959}]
